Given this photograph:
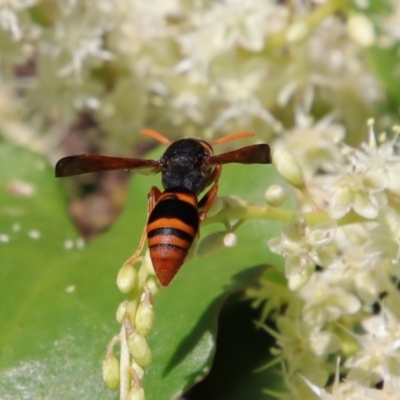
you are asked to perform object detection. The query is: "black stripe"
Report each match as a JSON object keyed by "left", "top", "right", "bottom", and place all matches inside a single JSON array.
[
  {"left": 149, "top": 243, "right": 187, "bottom": 252},
  {"left": 148, "top": 227, "right": 194, "bottom": 243},
  {"left": 148, "top": 197, "right": 199, "bottom": 231}
]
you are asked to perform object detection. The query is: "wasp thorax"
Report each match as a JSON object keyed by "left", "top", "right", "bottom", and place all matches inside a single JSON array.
[{"left": 160, "top": 138, "right": 213, "bottom": 194}]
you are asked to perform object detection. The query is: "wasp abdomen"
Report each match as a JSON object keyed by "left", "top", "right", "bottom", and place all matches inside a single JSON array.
[{"left": 147, "top": 188, "right": 199, "bottom": 286}]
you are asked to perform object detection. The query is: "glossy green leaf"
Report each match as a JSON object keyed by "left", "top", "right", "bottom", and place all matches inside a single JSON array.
[{"left": 0, "top": 142, "right": 292, "bottom": 399}]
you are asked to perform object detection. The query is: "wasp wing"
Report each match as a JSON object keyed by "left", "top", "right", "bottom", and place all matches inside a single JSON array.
[
  {"left": 204, "top": 144, "right": 271, "bottom": 166},
  {"left": 55, "top": 155, "right": 163, "bottom": 177}
]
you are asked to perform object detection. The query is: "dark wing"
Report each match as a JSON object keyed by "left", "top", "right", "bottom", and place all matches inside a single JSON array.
[
  {"left": 55, "top": 155, "right": 164, "bottom": 177},
  {"left": 203, "top": 144, "right": 271, "bottom": 166}
]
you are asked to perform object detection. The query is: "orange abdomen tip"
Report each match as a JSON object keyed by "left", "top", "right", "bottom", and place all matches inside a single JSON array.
[{"left": 150, "top": 246, "right": 187, "bottom": 286}]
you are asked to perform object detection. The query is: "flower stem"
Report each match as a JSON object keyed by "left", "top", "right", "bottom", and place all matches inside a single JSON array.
[
  {"left": 203, "top": 203, "right": 369, "bottom": 227},
  {"left": 119, "top": 320, "right": 131, "bottom": 400}
]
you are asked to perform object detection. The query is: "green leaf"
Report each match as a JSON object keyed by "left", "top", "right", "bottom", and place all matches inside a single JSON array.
[
  {"left": 0, "top": 143, "right": 292, "bottom": 399},
  {"left": 367, "top": 44, "right": 400, "bottom": 108},
  {"left": 185, "top": 293, "right": 285, "bottom": 400},
  {"left": 0, "top": 144, "right": 117, "bottom": 399}
]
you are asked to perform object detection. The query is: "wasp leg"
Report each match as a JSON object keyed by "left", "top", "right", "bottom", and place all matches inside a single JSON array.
[
  {"left": 124, "top": 186, "right": 161, "bottom": 265},
  {"left": 198, "top": 165, "right": 222, "bottom": 221}
]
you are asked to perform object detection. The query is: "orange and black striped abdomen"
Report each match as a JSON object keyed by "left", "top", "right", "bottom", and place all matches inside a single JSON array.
[{"left": 147, "top": 188, "right": 199, "bottom": 286}]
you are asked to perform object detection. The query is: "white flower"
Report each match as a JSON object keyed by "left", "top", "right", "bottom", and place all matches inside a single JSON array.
[
  {"left": 327, "top": 122, "right": 400, "bottom": 220},
  {"left": 41, "top": 1, "right": 114, "bottom": 77},
  {"left": 329, "top": 250, "right": 380, "bottom": 306},
  {"left": 212, "top": 61, "right": 280, "bottom": 130},
  {"left": 355, "top": 122, "right": 400, "bottom": 195},
  {"left": 279, "top": 15, "right": 382, "bottom": 109},
  {"left": 0, "top": 0, "right": 36, "bottom": 40},
  {"left": 299, "top": 272, "right": 361, "bottom": 329},
  {"left": 346, "top": 309, "right": 400, "bottom": 383},
  {"left": 168, "top": 91, "right": 204, "bottom": 124},
  {"left": 26, "top": 56, "right": 103, "bottom": 125},
  {"left": 275, "top": 110, "right": 345, "bottom": 180},
  {"left": 265, "top": 316, "right": 336, "bottom": 381},
  {"left": 109, "top": 0, "right": 180, "bottom": 58},
  {"left": 364, "top": 206, "right": 400, "bottom": 268},
  {"left": 304, "top": 373, "right": 388, "bottom": 400},
  {"left": 176, "top": 0, "right": 288, "bottom": 82},
  {"left": 327, "top": 224, "right": 381, "bottom": 305},
  {"left": 327, "top": 155, "right": 386, "bottom": 220},
  {"left": 309, "top": 329, "right": 341, "bottom": 357},
  {"left": 268, "top": 214, "right": 337, "bottom": 290}
]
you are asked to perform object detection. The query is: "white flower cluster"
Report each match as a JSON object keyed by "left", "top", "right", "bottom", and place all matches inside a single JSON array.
[
  {"left": 2, "top": 0, "right": 400, "bottom": 398},
  {"left": 0, "top": 0, "right": 397, "bottom": 155},
  {"left": 257, "top": 121, "right": 400, "bottom": 398}
]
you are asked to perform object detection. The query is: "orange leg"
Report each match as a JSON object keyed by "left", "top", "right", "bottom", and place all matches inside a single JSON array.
[
  {"left": 199, "top": 165, "right": 222, "bottom": 221},
  {"left": 124, "top": 186, "right": 161, "bottom": 265}
]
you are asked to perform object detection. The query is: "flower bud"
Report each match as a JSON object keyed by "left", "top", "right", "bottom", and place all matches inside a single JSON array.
[
  {"left": 116, "top": 264, "right": 137, "bottom": 293},
  {"left": 102, "top": 353, "right": 120, "bottom": 390},
  {"left": 347, "top": 13, "right": 375, "bottom": 47},
  {"left": 128, "top": 386, "right": 146, "bottom": 400},
  {"left": 222, "top": 195, "right": 247, "bottom": 208},
  {"left": 146, "top": 278, "right": 160, "bottom": 296},
  {"left": 273, "top": 149, "right": 304, "bottom": 188},
  {"left": 265, "top": 185, "right": 287, "bottom": 207},
  {"left": 223, "top": 232, "right": 237, "bottom": 248},
  {"left": 131, "top": 362, "right": 145, "bottom": 380},
  {"left": 125, "top": 300, "right": 139, "bottom": 326},
  {"left": 128, "top": 331, "right": 152, "bottom": 367},
  {"left": 143, "top": 249, "right": 155, "bottom": 276},
  {"left": 135, "top": 299, "right": 155, "bottom": 337},
  {"left": 116, "top": 300, "right": 128, "bottom": 323},
  {"left": 287, "top": 263, "right": 314, "bottom": 291}
]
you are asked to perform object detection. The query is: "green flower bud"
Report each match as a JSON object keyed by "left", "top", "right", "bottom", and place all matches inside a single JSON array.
[
  {"left": 221, "top": 195, "right": 247, "bottom": 208},
  {"left": 128, "top": 386, "right": 146, "bottom": 400},
  {"left": 135, "top": 299, "right": 155, "bottom": 337},
  {"left": 116, "top": 264, "right": 138, "bottom": 293},
  {"left": 143, "top": 249, "right": 155, "bottom": 276},
  {"left": 116, "top": 300, "right": 128, "bottom": 323},
  {"left": 125, "top": 300, "right": 138, "bottom": 326},
  {"left": 102, "top": 353, "right": 120, "bottom": 390},
  {"left": 146, "top": 278, "right": 160, "bottom": 297},
  {"left": 131, "top": 362, "right": 144, "bottom": 380},
  {"left": 128, "top": 331, "right": 152, "bottom": 367}
]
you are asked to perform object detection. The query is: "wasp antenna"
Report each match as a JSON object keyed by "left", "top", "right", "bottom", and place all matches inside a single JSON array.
[
  {"left": 141, "top": 129, "right": 172, "bottom": 145},
  {"left": 209, "top": 131, "right": 254, "bottom": 145}
]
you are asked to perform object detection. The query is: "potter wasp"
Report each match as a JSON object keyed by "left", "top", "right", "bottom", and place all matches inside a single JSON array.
[{"left": 55, "top": 129, "right": 271, "bottom": 286}]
